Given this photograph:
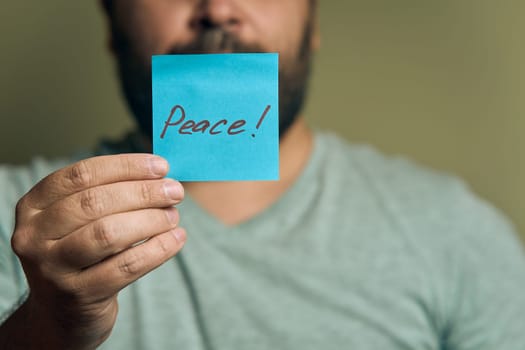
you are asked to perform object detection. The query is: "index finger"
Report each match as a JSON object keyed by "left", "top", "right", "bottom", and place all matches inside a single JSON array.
[{"left": 25, "top": 154, "right": 169, "bottom": 210}]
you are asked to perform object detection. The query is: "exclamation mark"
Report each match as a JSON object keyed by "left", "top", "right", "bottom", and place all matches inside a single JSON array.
[{"left": 252, "top": 105, "right": 272, "bottom": 138}]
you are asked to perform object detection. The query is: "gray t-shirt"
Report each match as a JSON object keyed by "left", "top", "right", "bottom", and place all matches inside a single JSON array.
[{"left": 1, "top": 132, "right": 524, "bottom": 349}]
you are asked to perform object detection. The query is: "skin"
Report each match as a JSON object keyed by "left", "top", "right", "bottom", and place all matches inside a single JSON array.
[
  {"left": 1, "top": 155, "right": 186, "bottom": 349},
  {"left": 109, "top": 0, "right": 316, "bottom": 72},
  {"left": 0, "top": 1, "right": 319, "bottom": 349}
]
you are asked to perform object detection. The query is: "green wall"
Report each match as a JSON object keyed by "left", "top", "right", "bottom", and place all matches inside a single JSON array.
[{"left": 1, "top": 1, "right": 523, "bottom": 239}]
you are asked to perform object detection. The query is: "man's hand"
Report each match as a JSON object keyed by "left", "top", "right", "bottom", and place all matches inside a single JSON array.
[{"left": 2, "top": 154, "right": 186, "bottom": 350}]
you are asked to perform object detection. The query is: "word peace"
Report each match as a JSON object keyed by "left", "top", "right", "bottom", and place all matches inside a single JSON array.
[{"left": 160, "top": 104, "right": 271, "bottom": 139}]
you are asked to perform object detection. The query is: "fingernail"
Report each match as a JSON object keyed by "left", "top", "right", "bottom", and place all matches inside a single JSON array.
[
  {"left": 165, "top": 208, "right": 179, "bottom": 224},
  {"left": 150, "top": 157, "right": 168, "bottom": 176},
  {"left": 172, "top": 228, "right": 186, "bottom": 243},
  {"left": 163, "top": 181, "right": 183, "bottom": 200}
]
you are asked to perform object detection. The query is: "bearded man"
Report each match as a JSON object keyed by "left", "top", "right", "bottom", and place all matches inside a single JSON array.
[{"left": 1, "top": 1, "right": 524, "bottom": 349}]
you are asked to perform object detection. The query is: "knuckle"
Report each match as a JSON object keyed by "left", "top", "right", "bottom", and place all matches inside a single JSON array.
[
  {"left": 54, "top": 273, "right": 86, "bottom": 298},
  {"left": 67, "top": 160, "right": 92, "bottom": 189},
  {"left": 15, "top": 196, "right": 28, "bottom": 217},
  {"left": 92, "top": 220, "right": 117, "bottom": 251},
  {"left": 154, "top": 235, "right": 172, "bottom": 256},
  {"left": 118, "top": 155, "right": 135, "bottom": 179},
  {"left": 66, "top": 276, "right": 89, "bottom": 298},
  {"left": 10, "top": 228, "right": 29, "bottom": 257},
  {"left": 117, "top": 252, "right": 145, "bottom": 277},
  {"left": 80, "top": 189, "right": 106, "bottom": 218},
  {"left": 139, "top": 182, "right": 153, "bottom": 204}
]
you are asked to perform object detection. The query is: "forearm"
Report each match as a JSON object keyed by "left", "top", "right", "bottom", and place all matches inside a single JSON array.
[
  {"left": 0, "top": 299, "right": 96, "bottom": 350},
  {"left": 0, "top": 300, "right": 58, "bottom": 350}
]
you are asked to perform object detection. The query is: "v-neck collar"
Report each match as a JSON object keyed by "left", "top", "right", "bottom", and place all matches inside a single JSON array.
[{"left": 178, "top": 132, "right": 326, "bottom": 239}]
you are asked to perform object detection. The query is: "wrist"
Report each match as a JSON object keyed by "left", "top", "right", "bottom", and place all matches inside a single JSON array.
[{"left": 0, "top": 296, "right": 100, "bottom": 350}]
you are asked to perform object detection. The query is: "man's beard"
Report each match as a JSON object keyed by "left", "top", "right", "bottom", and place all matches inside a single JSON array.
[{"left": 113, "top": 26, "right": 313, "bottom": 140}]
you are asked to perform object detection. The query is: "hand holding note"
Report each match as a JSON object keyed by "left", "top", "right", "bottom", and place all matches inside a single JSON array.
[{"left": 6, "top": 154, "right": 185, "bottom": 349}]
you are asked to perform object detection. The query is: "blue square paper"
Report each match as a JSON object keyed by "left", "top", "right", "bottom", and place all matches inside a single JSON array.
[{"left": 152, "top": 53, "right": 279, "bottom": 181}]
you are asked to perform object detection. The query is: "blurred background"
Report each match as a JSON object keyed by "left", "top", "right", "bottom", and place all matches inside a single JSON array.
[{"left": 0, "top": 1, "right": 523, "bottom": 239}]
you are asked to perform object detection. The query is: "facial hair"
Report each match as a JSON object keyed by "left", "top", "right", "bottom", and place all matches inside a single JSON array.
[{"left": 113, "top": 24, "right": 313, "bottom": 140}]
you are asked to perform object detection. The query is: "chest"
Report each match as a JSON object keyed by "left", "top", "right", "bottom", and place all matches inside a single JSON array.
[{"left": 106, "top": 236, "right": 443, "bottom": 350}]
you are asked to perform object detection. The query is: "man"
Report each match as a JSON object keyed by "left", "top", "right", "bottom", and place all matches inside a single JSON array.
[{"left": 1, "top": 1, "right": 524, "bottom": 349}]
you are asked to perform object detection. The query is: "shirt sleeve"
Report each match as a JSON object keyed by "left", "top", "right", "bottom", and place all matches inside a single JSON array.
[
  {"left": 443, "top": 187, "right": 525, "bottom": 349},
  {"left": 0, "top": 158, "right": 70, "bottom": 324},
  {"left": 0, "top": 166, "right": 31, "bottom": 324}
]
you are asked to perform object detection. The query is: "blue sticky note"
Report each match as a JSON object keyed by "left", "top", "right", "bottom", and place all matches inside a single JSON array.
[{"left": 152, "top": 53, "right": 279, "bottom": 181}]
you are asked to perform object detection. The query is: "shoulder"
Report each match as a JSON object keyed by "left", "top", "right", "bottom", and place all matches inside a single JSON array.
[
  {"left": 315, "top": 132, "right": 525, "bottom": 346},
  {"left": 315, "top": 130, "right": 523, "bottom": 254}
]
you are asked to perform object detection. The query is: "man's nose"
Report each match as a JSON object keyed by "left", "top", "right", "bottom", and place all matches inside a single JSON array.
[{"left": 195, "top": 0, "right": 239, "bottom": 30}]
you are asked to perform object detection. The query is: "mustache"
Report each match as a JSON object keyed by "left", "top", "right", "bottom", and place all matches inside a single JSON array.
[{"left": 168, "top": 29, "right": 265, "bottom": 55}]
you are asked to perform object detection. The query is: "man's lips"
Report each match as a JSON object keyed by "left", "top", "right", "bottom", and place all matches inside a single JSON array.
[{"left": 169, "top": 29, "right": 264, "bottom": 55}]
